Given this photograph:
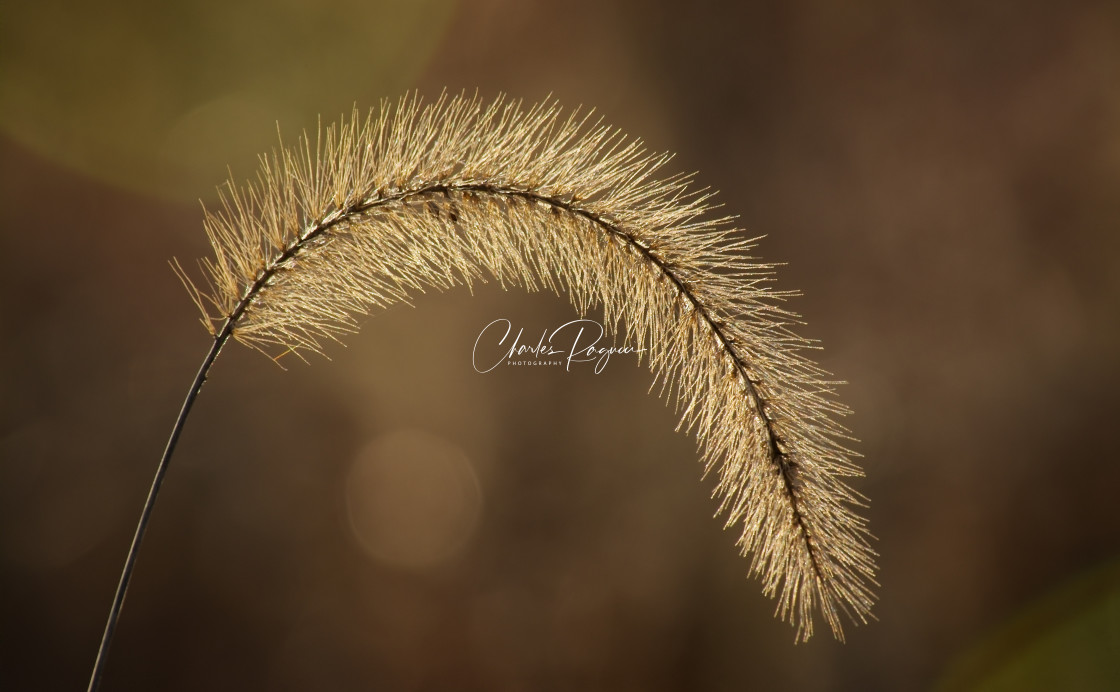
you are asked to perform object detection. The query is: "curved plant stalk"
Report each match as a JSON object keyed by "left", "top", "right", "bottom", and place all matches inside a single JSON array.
[
  {"left": 89, "top": 92, "right": 876, "bottom": 690},
  {"left": 86, "top": 334, "right": 224, "bottom": 692}
]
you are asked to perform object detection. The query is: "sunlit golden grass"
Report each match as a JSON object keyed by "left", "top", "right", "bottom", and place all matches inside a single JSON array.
[{"left": 91, "top": 90, "right": 877, "bottom": 691}]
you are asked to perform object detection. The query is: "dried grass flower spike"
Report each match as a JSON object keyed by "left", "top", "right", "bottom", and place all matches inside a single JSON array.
[{"left": 87, "top": 92, "right": 877, "bottom": 691}]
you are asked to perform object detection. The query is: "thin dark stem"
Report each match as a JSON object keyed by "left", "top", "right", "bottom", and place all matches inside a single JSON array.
[
  {"left": 87, "top": 326, "right": 232, "bottom": 692},
  {"left": 85, "top": 174, "right": 824, "bottom": 688}
]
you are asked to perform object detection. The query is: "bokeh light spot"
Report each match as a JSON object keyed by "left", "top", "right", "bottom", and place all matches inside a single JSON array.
[{"left": 344, "top": 429, "right": 482, "bottom": 570}]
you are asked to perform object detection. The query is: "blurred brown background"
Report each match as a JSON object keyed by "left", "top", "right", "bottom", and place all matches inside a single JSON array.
[{"left": 2, "top": 1, "right": 1119, "bottom": 690}]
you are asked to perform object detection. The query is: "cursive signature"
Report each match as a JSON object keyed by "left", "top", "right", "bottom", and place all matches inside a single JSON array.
[{"left": 472, "top": 318, "right": 646, "bottom": 374}]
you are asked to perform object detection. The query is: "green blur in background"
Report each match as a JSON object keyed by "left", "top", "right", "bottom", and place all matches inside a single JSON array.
[
  {"left": 1, "top": 0, "right": 1119, "bottom": 690},
  {"left": 0, "top": 0, "right": 456, "bottom": 198}
]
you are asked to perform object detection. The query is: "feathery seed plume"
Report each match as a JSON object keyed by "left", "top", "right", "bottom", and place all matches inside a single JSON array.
[{"left": 182, "top": 92, "right": 877, "bottom": 641}]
